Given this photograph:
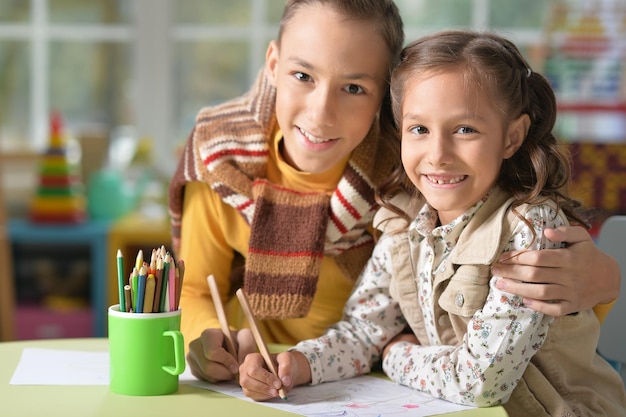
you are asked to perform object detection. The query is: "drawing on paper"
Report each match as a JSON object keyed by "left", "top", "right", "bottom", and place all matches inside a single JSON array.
[{"left": 191, "top": 374, "right": 474, "bottom": 417}]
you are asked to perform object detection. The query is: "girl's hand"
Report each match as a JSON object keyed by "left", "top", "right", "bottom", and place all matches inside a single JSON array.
[
  {"left": 239, "top": 350, "right": 311, "bottom": 401},
  {"left": 492, "top": 225, "right": 620, "bottom": 316},
  {"left": 186, "top": 328, "right": 255, "bottom": 383},
  {"left": 383, "top": 332, "right": 419, "bottom": 359}
]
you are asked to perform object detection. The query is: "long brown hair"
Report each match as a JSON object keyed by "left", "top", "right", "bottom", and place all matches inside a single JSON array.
[{"left": 378, "top": 30, "right": 589, "bottom": 228}]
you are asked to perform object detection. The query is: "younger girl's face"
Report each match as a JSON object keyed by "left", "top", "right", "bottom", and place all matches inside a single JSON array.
[{"left": 400, "top": 69, "right": 527, "bottom": 225}]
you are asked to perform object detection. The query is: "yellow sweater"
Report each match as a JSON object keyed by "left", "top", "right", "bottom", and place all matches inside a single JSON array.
[{"left": 179, "top": 131, "right": 357, "bottom": 346}]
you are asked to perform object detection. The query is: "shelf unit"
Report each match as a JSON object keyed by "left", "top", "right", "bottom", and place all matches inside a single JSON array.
[{"left": 7, "top": 219, "right": 110, "bottom": 337}]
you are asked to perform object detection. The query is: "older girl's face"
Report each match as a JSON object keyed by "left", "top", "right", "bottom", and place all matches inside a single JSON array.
[
  {"left": 265, "top": 4, "right": 390, "bottom": 174},
  {"left": 400, "top": 69, "right": 527, "bottom": 225}
]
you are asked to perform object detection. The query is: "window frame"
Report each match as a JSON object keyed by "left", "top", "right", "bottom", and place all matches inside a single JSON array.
[{"left": 0, "top": 0, "right": 566, "bottom": 175}]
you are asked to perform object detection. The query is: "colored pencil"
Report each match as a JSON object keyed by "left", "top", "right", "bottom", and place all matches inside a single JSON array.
[
  {"left": 136, "top": 265, "right": 147, "bottom": 313},
  {"left": 116, "top": 249, "right": 125, "bottom": 313},
  {"left": 123, "top": 285, "right": 132, "bottom": 313},
  {"left": 160, "top": 253, "right": 171, "bottom": 312},
  {"left": 134, "top": 249, "right": 143, "bottom": 271},
  {"left": 143, "top": 274, "right": 156, "bottom": 313},
  {"left": 153, "top": 256, "right": 164, "bottom": 313}
]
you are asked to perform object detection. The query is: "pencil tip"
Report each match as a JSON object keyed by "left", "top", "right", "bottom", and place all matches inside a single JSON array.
[{"left": 278, "top": 388, "right": 288, "bottom": 401}]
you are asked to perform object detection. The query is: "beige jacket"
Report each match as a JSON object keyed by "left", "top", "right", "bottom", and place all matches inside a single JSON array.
[{"left": 380, "top": 187, "right": 626, "bottom": 417}]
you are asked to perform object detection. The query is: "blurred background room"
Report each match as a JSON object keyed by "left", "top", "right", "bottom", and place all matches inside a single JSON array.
[{"left": 0, "top": 0, "right": 624, "bottom": 343}]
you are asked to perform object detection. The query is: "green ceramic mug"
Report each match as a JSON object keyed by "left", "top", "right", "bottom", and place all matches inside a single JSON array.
[{"left": 108, "top": 305, "right": 185, "bottom": 396}]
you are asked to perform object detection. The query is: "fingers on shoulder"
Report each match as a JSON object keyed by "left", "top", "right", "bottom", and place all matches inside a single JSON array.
[
  {"left": 544, "top": 224, "right": 589, "bottom": 243},
  {"left": 524, "top": 299, "right": 572, "bottom": 317}
]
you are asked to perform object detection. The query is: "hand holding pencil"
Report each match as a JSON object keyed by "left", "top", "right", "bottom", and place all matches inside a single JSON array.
[
  {"left": 236, "top": 288, "right": 288, "bottom": 400},
  {"left": 190, "top": 275, "right": 288, "bottom": 388},
  {"left": 207, "top": 275, "right": 238, "bottom": 359}
]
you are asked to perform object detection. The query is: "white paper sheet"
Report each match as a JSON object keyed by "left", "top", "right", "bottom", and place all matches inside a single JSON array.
[
  {"left": 10, "top": 348, "right": 110, "bottom": 385},
  {"left": 9, "top": 348, "right": 198, "bottom": 385},
  {"left": 10, "top": 348, "right": 475, "bottom": 416},
  {"left": 191, "top": 375, "right": 475, "bottom": 417}
]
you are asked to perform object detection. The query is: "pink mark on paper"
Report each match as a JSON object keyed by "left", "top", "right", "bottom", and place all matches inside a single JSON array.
[{"left": 345, "top": 403, "right": 370, "bottom": 409}]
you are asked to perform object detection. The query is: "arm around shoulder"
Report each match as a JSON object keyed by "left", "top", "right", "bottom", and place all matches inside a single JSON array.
[{"left": 493, "top": 225, "right": 621, "bottom": 317}]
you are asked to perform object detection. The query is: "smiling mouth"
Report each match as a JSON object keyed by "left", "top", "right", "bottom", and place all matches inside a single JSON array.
[
  {"left": 425, "top": 175, "right": 466, "bottom": 184},
  {"left": 299, "top": 127, "right": 335, "bottom": 144}
]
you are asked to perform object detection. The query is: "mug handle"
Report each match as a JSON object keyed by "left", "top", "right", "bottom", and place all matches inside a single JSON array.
[{"left": 161, "top": 330, "right": 186, "bottom": 375}]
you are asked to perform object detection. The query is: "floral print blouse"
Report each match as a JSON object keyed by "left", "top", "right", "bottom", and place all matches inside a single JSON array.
[{"left": 291, "top": 194, "right": 567, "bottom": 407}]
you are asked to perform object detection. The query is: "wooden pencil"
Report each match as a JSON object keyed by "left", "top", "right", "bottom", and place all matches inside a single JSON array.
[
  {"left": 207, "top": 275, "right": 237, "bottom": 358},
  {"left": 123, "top": 285, "right": 132, "bottom": 312},
  {"left": 153, "top": 256, "right": 164, "bottom": 313},
  {"left": 236, "top": 288, "right": 287, "bottom": 400},
  {"left": 143, "top": 274, "right": 156, "bottom": 313}
]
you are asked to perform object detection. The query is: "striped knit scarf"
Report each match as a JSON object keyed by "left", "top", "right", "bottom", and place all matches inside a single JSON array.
[{"left": 168, "top": 70, "right": 394, "bottom": 319}]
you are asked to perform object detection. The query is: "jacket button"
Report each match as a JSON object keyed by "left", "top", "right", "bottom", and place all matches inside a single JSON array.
[{"left": 455, "top": 292, "right": 464, "bottom": 307}]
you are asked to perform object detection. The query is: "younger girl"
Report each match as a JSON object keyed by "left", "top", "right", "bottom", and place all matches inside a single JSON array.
[{"left": 238, "top": 30, "right": 626, "bottom": 416}]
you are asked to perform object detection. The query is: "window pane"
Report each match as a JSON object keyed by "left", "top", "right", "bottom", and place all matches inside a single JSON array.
[
  {"left": 49, "top": 41, "right": 132, "bottom": 133},
  {"left": 489, "top": 0, "right": 551, "bottom": 28},
  {"left": 0, "top": 41, "right": 29, "bottom": 150},
  {"left": 397, "top": 0, "right": 473, "bottom": 29},
  {"left": 0, "top": 0, "right": 29, "bottom": 22},
  {"left": 49, "top": 0, "right": 131, "bottom": 24},
  {"left": 174, "top": 0, "right": 251, "bottom": 25},
  {"left": 173, "top": 40, "right": 249, "bottom": 141}
]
